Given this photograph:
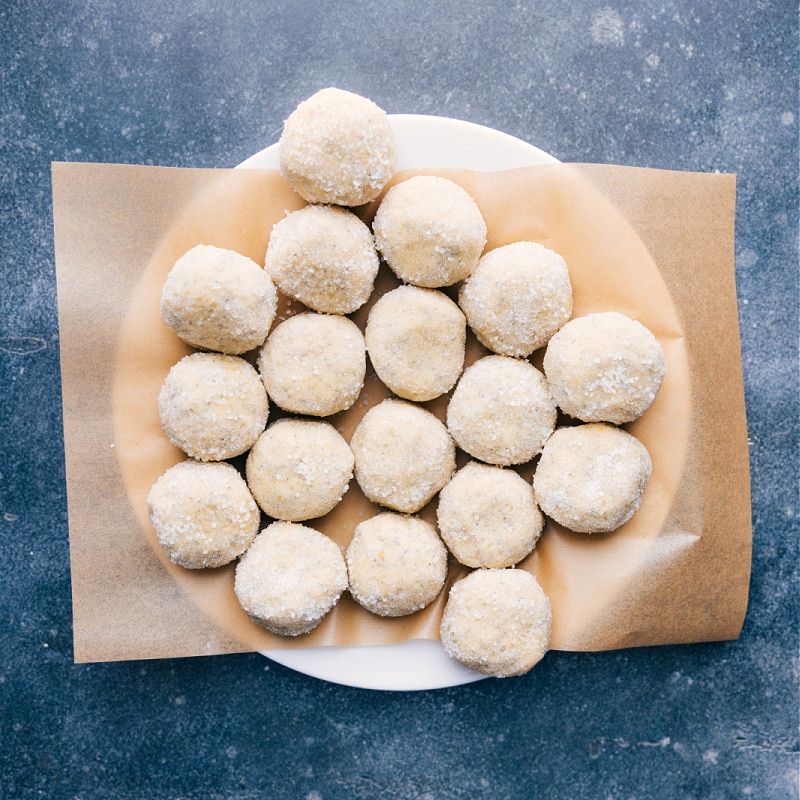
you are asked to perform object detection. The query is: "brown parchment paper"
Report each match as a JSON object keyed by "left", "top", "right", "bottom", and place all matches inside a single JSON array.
[{"left": 52, "top": 161, "right": 750, "bottom": 664}]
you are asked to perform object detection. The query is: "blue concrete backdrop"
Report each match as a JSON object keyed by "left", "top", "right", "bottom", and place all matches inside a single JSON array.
[{"left": 1, "top": 1, "right": 797, "bottom": 798}]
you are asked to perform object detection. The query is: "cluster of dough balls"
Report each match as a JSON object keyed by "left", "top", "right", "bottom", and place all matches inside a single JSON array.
[{"left": 147, "top": 88, "right": 669, "bottom": 678}]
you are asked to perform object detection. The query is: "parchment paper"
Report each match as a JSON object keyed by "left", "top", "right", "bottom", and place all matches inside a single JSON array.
[{"left": 52, "top": 161, "right": 750, "bottom": 663}]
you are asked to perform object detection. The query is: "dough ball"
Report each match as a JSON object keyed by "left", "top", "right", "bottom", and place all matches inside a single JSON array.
[
  {"left": 279, "top": 87, "right": 397, "bottom": 206},
  {"left": 246, "top": 418, "right": 354, "bottom": 522},
  {"left": 543, "top": 311, "right": 667, "bottom": 424},
  {"left": 258, "top": 312, "right": 366, "bottom": 417},
  {"left": 365, "top": 285, "right": 466, "bottom": 401},
  {"left": 350, "top": 399, "right": 456, "bottom": 513},
  {"left": 373, "top": 175, "right": 488, "bottom": 288},
  {"left": 158, "top": 352, "right": 269, "bottom": 461},
  {"left": 147, "top": 460, "right": 260, "bottom": 569},
  {"left": 264, "top": 205, "right": 379, "bottom": 314},
  {"left": 533, "top": 423, "right": 653, "bottom": 533},
  {"left": 234, "top": 521, "right": 347, "bottom": 636},
  {"left": 459, "top": 241, "right": 572, "bottom": 357},
  {"left": 160, "top": 244, "right": 277, "bottom": 355},
  {"left": 446, "top": 355, "right": 557, "bottom": 466},
  {"left": 346, "top": 512, "right": 448, "bottom": 617},
  {"left": 436, "top": 462, "right": 543, "bottom": 569},
  {"left": 440, "top": 569, "right": 552, "bottom": 678}
]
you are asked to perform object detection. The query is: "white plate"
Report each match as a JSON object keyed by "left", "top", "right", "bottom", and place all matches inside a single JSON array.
[{"left": 238, "top": 114, "right": 557, "bottom": 691}]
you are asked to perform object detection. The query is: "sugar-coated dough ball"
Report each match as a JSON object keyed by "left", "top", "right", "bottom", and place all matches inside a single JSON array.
[
  {"left": 437, "top": 462, "right": 543, "bottom": 569},
  {"left": 279, "top": 87, "right": 397, "bottom": 206},
  {"left": 160, "top": 244, "right": 277, "bottom": 355},
  {"left": 147, "top": 460, "right": 260, "bottom": 569},
  {"left": 440, "top": 569, "right": 552, "bottom": 678},
  {"left": 533, "top": 423, "right": 652, "bottom": 533},
  {"left": 459, "top": 241, "right": 572, "bottom": 357},
  {"left": 234, "top": 521, "right": 348, "bottom": 636},
  {"left": 258, "top": 313, "right": 366, "bottom": 417},
  {"left": 373, "top": 176, "right": 488, "bottom": 288},
  {"left": 446, "top": 355, "right": 557, "bottom": 466},
  {"left": 350, "top": 399, "right": 456, "bottom": 513},
  {"left": 246, "top": 419, "right": 354, "bottom": 522},
  {"left": 264, "top": 205, "right": 379, "bottom": 314},
  {"left": 158, "top": 353, "right": 268, "bottom": 461},
  {"left": 543, "top": 311, "right": 667, "bottom": 424},
  {"left": 365, "top": 285, "right": 466, "bottom": 401},
  {"left": 346, "top": 512, "right": 448, "bottom": 617}
]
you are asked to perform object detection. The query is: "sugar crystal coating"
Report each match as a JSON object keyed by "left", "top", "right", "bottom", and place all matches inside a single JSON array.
[
  {"left": 440, "top": 569, "right": 552, "bottom": 678},
  {"left": 234, "top": 521, "right": 348, "bottom": 636},
  {"left": 459, "top": 241, "right": 572, "bottom": 357},
  {"left": 373, "top": 175, "right": 488, "bottom": 288},
  {"left": 446, "top": 355, "right": 557, "bottom": 466},
  {"left": 350, "top": 399, "right": 456, "bottom": 513},
  {"left": 264, "top": 204, "right": 379, "bottom": 315},
  {"left": 147, "top": 460, "right": 260, "bottom": 569},
  {"left": 258, "top": 312, "right": 366, "bottom": 417},
  {"left": 437, "top": 461, "right": 544, "bottom": 568},
  {"left": 246, "top": 418, "right": 354, "bottom": 522},
  {"left": 346, "top": 512, "right": 448, "bottom": 617},
  {"left": 158, "top": 352, "right": 269, "bottom": 461},
  {"left": 365, "top": 285, "right": 466, "bottom": 401},
  {"left": 160, "top": 244, "right": 277, "bottom": 355},
  {"left": 533, "top": 422, "right": 652, "bottom": 533},
  {"left": 279, "top": 87, "right": 397, "bottom": 206},
  {"left": 543, "top": 311, "right": 667, "bottom": 424}
]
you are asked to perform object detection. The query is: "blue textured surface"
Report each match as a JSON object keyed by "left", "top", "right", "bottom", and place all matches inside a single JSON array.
[{"left": 1, "top": 1, "right": 797, "bottom": 798}]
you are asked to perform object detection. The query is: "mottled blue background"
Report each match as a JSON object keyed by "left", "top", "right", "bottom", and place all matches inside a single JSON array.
[{"left": 1, "top": 1, "right": 797, "bottom": 798}]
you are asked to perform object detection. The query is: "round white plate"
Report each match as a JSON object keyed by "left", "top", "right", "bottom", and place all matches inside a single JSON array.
[{"left": 239, "top": 114, "right": 557, "bottom": 691}]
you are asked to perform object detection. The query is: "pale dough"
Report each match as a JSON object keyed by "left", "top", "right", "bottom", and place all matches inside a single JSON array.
[
  {"left": 533, "top": 422, "right": 653, "bottom": 533},
  {"left": 245, "top": 418, "right": 354, "bottom": 522},
  {"left": 160, "top": 244, "right": 277, "bottom": 355},
  {"left": 158, "top": 352, "right": 269, "bottom": 461},
  {"left": 364, "top": 285, "right": 466, "bottom": 401},
  {"left": 350, "top": 399, "right": 456, "bottom": 513},
  {"left": 258, "top": 312, "right": 366, "bottom": 417},
  {"left": 543, "top": 311, "right": 667, "bottom": 424},
  {"left": 372, "top": 175, "right": 487, "bottom": 288},
  {"left": 279, "top": 87, "right": 397, "bottom": 207},
  {"left": 234, "top": 521, "right": 348, "bottom": 636},
  {"left": 264, "top": 204, "right": 379, "bottom": 315},
  {"left": 146, "top": 459, "right": 260, "bottom": 569},
  {"left": 459, "top": 240, "right": 572, "bottom": 357},
  {"left": 446, "top": 355, "right": 557, "bottom": 466},
  {"left": 346, "top": 512, "right": 448, "bottom": 617},
  {"left": 440, "top": 569, "right": 552, "bottom": 678},
  {"left": 437, "top": 461, "right": 544, "bottom": 568}
]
